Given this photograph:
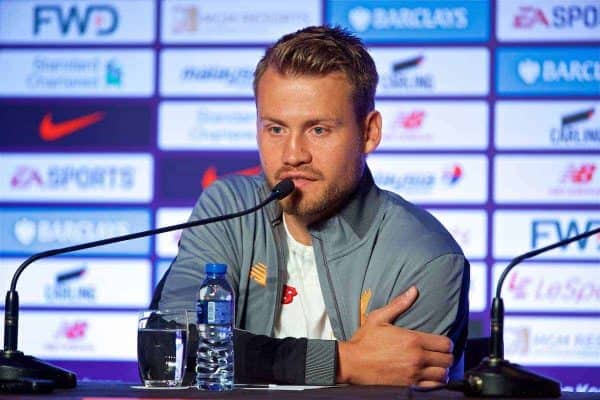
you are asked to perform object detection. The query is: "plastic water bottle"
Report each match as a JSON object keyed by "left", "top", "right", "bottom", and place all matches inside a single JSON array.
[{"left": 195, "top": 263, "right": 234, "bottom": 391}]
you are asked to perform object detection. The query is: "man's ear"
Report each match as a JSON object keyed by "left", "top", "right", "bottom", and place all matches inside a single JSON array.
[{"left": 362, "top": 110, "right": 382, "bottom": 154}]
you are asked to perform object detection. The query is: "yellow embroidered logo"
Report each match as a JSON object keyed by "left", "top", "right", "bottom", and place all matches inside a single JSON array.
[
  {"left": 360, "top": 288, "right": 372, "bottom": 326},
  {"left": 250, "top": 262, "right": 267, "bottom": 287}
]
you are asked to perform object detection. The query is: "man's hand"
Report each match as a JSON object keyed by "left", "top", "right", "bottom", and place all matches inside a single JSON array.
[{"left": 336, "top": 286, "right": 453, "bottom": 387}]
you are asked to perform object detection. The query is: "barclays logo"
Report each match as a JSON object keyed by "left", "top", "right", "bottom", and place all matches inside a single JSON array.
[
  {"left": 327, "top": 0, "right": 489, "bottom": 43},
  {"left": 498, "top": 47, "right": 600, "bottom": 95}
]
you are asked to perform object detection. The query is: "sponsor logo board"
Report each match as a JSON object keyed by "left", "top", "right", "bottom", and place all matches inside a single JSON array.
[
  {"left": 371, "top": 47, "right": 489, "bottom": 96},
  {"left": 493, "top": 211, "right": 600, "bottom": 260},
  {"left": 0, "top": 208, "right": 150, "bottom": 255},
  {"left": 496, "top": 47, "right": 600, "bottom": 96},
  {"left": 158, "top": 101, "right": 256, "bottom": 150},
  {"left": 504, "top": 316, "right": 600, "bottom": 365},
  {"left": 368, "top": 154, "right": 487, "bottom": 204},
  {"left": 0, "top": 49, "right": 154, "bottom": 97},
  {"left": 0, "top": 0, "right": 155, "bottom": 44},
  {"left": 155, "top": 207, "right": 192, "bottom": 257},
  {"left": 160, "top": 49, "right": 263, "bottom": 97},
  {"left": 0, "top": 104, "right": 153, "bottom": 148},
  {"left": 0, "top": 258, "right": 151, "bottom": 308},
  {"left": 156, "top": 153, "right": 260, "bottom": 202},
  {"left": 495, "top": 101, "right": 600, "bottom": 150},
  {"left": 0, "top": 153, "right": 153, "bottom": 203},
  {"left": 497, "top": 0, "right": 600, "bottom": 42},
  {"left": 428, "top": 210, "right": 487, "bottom": 259},
  {"left": 0, "top": 311, "right": 137, "bottom": 360},
  {"left": 377, "top": 100, "right": 488, "bottom": 149},
  {"left": 494, "top": 155, "right": 600, "bottom": 204},
  {"left": 161, "top": 0, "right": 320, "bottom": 43},
  {"left": 327, "top": 0, "right": 489, "bottom": 42},
  {"left": 493, "top": 263, "right": 600, "bottom": 312},
  {"left": 469, "top": 262, "right": 488, "bottom": 312}
]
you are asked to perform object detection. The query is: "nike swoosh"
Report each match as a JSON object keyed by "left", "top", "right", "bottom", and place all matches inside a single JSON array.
[
  {"left": 201, "top": 165, "right": 262, "bottom": 188},
  {"left": 39, "top": 112, "right": 105, "bottom": 141}
]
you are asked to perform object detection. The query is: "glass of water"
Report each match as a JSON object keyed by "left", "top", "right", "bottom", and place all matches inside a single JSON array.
[{"left": 137, "top": 310, "right": 190, "bottom": 388}]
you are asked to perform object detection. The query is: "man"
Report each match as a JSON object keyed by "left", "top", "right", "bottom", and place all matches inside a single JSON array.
[{"left": 153, "top": 25, "right": 469, "bottom": 387}]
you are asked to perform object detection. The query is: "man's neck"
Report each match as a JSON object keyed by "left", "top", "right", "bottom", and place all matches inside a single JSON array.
[{"left": 283, "top": 213, "right": 312, "bottom": 246}]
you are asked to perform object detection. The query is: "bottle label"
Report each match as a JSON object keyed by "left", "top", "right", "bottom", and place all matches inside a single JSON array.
[{"left": 197, "top": 300, "right": 232, "bottom": 325}]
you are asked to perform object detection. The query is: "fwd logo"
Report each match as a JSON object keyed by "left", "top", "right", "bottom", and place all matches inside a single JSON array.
[
  {"left": 531, "top": 220, "right": 600, "bottom": 250},
  {"left": 34, "top": 5, "right": 118, "bottom": 36}
]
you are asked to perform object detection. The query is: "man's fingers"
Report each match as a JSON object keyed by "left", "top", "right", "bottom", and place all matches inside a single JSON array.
[
  {"left": 418, "top": 366, "right": 449, "bottom": 385},
  {"left": 419, "top": 332, "right": 454, "bottom": 353},
  {"left": 422, "top": 350, "right": 454, "bottom": 369},
  {"left": 366, "top": 286, "right": 418, "bottom": 325}
]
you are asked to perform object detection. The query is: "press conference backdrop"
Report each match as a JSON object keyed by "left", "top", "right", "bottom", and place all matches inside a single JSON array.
[{"left": 0, "top": 0, "right": 598, "bottom": 392}]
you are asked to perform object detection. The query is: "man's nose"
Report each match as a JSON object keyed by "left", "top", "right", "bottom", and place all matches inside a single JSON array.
[{"left": 282, "top": 133, "right": 311, "bottom": 166}]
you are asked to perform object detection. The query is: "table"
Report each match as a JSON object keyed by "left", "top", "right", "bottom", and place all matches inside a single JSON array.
[{"left": 0, "top": 381, "right": 598, "bottom": 400}]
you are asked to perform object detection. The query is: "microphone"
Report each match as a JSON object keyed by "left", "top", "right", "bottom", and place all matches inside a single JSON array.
[
  {"left": 1, "top": 179, "right": 295, "bottom": 389},
  {"left": 463, "top": 226, "right": 600, "bottom": 398}
]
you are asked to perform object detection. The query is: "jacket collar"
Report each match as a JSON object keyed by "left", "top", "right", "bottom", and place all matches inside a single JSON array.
[{"left": 261, "top": 168, "right": 382, "bottom": 242}]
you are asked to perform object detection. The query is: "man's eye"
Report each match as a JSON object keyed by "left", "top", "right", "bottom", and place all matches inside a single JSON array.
[
  {"left": 269, "top": 126, "right": 283, "bottom": 134},
  {"left": 313, "top": 126, "right": 327, "bottom": 135}
]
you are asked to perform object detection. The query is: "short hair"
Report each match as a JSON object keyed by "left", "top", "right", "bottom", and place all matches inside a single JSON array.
[{"left": 253, "top": 25, "right": 378, "bottom": 124}]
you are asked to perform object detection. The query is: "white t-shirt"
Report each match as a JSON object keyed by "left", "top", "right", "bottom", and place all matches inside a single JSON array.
[{"left": 273, "top": 219, "right": 335, "bottom": 340}]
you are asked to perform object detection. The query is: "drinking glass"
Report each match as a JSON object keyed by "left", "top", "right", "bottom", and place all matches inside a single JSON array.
[{"left": 137, "top": 310, "right": 190, "bottom": 388}]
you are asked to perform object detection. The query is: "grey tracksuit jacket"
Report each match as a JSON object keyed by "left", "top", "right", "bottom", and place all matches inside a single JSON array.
[{"left": 155, "top": 168, "right": 470, "bottom": 385}]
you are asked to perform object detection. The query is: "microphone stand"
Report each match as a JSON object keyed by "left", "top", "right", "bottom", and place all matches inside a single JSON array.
[
  {"left": 1, "top": 179, "right": 294, "bottom": 389},
  {"left": 463, "top": 226, "right": 600, "bottom": 397}
]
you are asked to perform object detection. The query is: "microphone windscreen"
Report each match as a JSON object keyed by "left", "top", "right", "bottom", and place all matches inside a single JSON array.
[{"left": 272, "top": 179, "right": 295, "bottom": 199}]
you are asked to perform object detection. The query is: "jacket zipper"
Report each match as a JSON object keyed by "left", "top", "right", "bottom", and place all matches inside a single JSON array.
[
  {"left": 319, "top": 238, "right": 347, "bottom": 341},
  {"left": 271, "top": 218, "right": 285, "bottom": 334}
]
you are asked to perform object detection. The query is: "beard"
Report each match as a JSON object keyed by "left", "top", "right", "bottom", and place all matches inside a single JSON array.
[{"left": 267, "top": 157, "right": 365, "bottom": 223}]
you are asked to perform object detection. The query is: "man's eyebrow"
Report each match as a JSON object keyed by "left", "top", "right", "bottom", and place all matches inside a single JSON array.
[{"left": 259, "top": 117, "right": 343, "bottom": 126}]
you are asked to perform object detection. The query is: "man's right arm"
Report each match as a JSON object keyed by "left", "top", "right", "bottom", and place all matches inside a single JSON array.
[{"left": 337, "top": 287, "right": 454, "bottom": 387}]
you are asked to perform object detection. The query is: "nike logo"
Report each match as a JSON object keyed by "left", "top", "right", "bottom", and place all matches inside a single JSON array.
[
  {"left": 39, "top": 112, "right": 105, "bottom": 141},
  {"left": 201, "top": 165, "right": 262, "bottom": 189}
]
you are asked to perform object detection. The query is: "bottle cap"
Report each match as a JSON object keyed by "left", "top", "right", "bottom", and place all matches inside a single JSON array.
[{"left": 205, "top": 263, "right": 227, "bottom": 274}]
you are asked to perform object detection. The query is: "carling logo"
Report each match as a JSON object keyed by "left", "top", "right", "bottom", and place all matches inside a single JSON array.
[
  {"left": 498, "top": 1, "right": 600, "bottom": 41},
  {"left": 0, "top": 153, "right": 153, "bottom": 203},
  {"left": 495, "top": 101, "right": 600, "bottom": 149},
  {"left": 327, "top": 0, "right": 488, "bottom": 42},
  {"left": 372, "top": 48, "right": 489, "bottom": 96},
  {"left": 497, "top": 47, "right": 600, "bottom": 95},
  {"left": 46, "top": 267, "right": 96, "bottom": 303}
]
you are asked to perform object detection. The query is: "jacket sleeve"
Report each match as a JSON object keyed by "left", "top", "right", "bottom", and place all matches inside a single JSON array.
[{"left": 234, "top": 329, "right": 338, "bottom": 385}]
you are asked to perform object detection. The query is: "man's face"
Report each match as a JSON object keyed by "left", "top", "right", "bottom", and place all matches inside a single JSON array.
[{"left": 256, "top": 67, "right": 379, "bottom": 222}]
